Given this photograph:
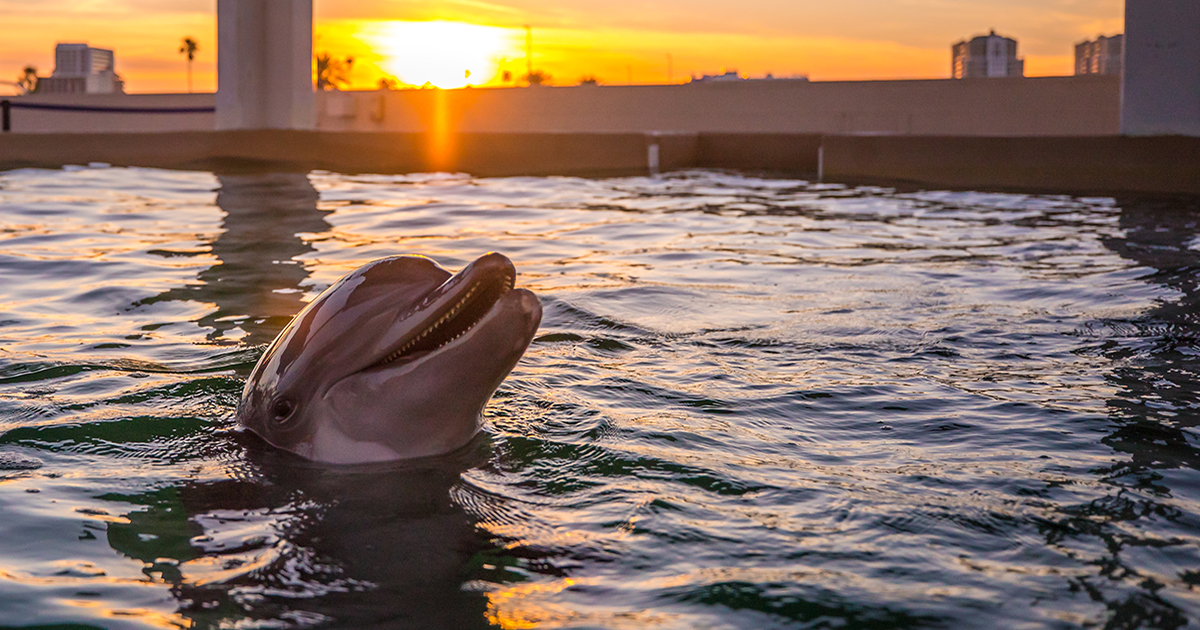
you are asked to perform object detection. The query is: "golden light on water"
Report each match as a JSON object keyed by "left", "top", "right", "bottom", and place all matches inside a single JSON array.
[
  {"left": 484, "top": 576, "right": 678, "bottom": 629},
  {"left": 486, "top": 577, "right": 579, "bottom": 629},
  {"left": 359, "top": 21, "right": 522, "bottom": 89}
]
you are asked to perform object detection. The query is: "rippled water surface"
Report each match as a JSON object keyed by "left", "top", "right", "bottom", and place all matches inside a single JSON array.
[{"left": 1, "top": 166, "right": 1199, "bottom": 629}]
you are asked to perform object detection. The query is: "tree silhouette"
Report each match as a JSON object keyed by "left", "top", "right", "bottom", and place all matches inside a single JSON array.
[
  {"left": 316, "top": 53, "right": 354, "bottom": 91},
  {"left": 525, "top": 70, "right": 550, "bottom": 86},
  {"left": 179, "top": 37, "right": 198, "bottom": 93},
  {"left": 17, "top": 66, "right": 38, "bottom": 94}
]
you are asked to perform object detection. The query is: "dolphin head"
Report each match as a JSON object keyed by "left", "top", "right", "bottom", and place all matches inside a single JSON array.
[{"left": 237, "top": 253, "right": 542, "bottom": 464}]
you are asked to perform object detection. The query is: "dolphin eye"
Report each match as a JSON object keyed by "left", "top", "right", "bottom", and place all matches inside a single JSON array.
[{"left": 271, "top": 398, "right": 296, "bottom": 424}]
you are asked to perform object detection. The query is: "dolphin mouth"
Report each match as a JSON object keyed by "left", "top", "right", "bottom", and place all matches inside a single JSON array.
[{"left": 366, "top": 254, "right": 516, "bottom": 371}]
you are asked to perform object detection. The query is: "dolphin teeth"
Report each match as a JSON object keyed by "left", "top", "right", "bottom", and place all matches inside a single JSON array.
[{"left": 371, "top": 279, "right": 510, "bottom": 369}]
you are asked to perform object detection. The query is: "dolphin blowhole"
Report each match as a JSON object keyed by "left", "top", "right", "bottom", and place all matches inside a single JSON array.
[{"left": 238, "top": 253, "right": 542, "bottom": 464}]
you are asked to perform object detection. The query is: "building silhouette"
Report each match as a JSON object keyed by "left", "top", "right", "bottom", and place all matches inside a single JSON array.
[
  {"left": 36, "top": 43, "right": 124, "bottom": 94},
  {"left": 1075, "top": 34, "right": 1124, "bottom": 76},
  {"left": 952, "top": 30, "right": 1024, "bottom": 79}
]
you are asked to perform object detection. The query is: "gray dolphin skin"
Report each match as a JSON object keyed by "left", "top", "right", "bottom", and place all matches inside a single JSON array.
[{"left": 237, "top": 253, "right": 542, "bottom": 464}]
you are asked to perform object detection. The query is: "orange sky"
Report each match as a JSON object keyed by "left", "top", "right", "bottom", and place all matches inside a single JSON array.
[{"left": 0, "top": 0, "right": 1125, "bottom": 94}]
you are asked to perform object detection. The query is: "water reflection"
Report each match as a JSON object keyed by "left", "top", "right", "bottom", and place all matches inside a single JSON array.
[
  {"left": 103, "top": 436, "right": 501, "bottom": 629},
  {"left": 1102, "top": 197, "right": 1200, "bottom": 470},
  {"left": 139, "top": 173, "right": 330, "bottom": 348},
  {"left": 1049, "top": 197, "right": 1200, "bottom": 627},
  {"left": 121, "top": 173, "right": 508, "bottom": 626},
  {"left": 13, "top": 167, "right": 1200, "bottom": 627}
]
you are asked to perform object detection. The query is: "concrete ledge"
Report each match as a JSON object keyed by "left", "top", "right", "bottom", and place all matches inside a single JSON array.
[
  {"left": 3, "top": 76, "right": 1120, "bottom": 137},
  {"left": 0, "top": 130, "right": 684, "bottom": 177},
  {"left": 3, "top": 130, "right": 1199, "bottom": 196},
  {"left": 2, "top": 93, "right": 215, "bottom": 133},
  {"left": 0, "top": 130, "right": 819, "bottom": 177},
  {"left": 697, "top": 133, "right": 822, "bottom": 172},
  {"left": 821, "top": 135, "right": 1200, "bottom": 195}
]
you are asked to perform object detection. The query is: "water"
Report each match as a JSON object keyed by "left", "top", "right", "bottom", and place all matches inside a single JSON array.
[{"left": 0, "top": 166, "right": 1198, "bottom": 629}]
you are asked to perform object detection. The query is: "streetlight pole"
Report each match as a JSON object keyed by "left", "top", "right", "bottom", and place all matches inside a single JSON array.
[{"left": 524, "top": 25, "right": 533, "bottom": 85}]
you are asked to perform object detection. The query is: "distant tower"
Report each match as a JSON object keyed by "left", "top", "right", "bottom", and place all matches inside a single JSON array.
[
  {"left": 37, "top": 43, "right": 124, "bottom": 94},
  {"left": 1075, "top": 35, "right": 1123, "bottom": 76},
  {"left": 1121, "top": 0, "right": 1200, "bottom": 136},
  {"left": 216, "top": 0, "right": 315, "bottom": 130},
  {"left": 951, "top": 30, "right": 1024, "bottom": 79}
]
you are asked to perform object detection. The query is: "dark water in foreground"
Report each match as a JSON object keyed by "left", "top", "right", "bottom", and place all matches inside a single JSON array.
[{"left": 0, "top": 167, "right": 1198, "bottom": 629}]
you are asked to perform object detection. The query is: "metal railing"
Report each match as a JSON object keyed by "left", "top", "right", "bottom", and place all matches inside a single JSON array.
[{"left": 1, "top": 99, "right": 216, "bottom": 132}]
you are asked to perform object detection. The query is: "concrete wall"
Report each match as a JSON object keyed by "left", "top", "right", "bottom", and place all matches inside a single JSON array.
[
  {"left": 3, "top": 130, "right": 1195, "bottom": 195},
  {"left": 1121, "top": 0, "right": 1200, "bottom": 136},
  {"left": 318, "top": 75, "right": 1120, "bottom": 137},
  {"left": 216, "top": 0, "right": 315, "bottom": 130},
  {"left": 822, "top": 135, "right": 1200, "bottom": 195},
  {"left": 0, "top": 130, "right": 689, "bottom": 178},
  {"left": 2, "top": 93, "right": 214, "bottom": 133},
  {"left": 3, "top": 76, "right": 1119, "bottom": 137}
]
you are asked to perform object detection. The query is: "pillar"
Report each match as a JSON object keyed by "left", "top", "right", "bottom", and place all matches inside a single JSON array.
[
  {"left": 216, "top": 0, "right": 316, "bottom": 130},
  {"left": 1121, "top": 0, "right": 1200, "bottom": 136}
]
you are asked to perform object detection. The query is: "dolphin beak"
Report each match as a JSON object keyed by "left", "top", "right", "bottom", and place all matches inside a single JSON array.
[{"left": 355, "top": 252, "right": 519, "bottom": 375}]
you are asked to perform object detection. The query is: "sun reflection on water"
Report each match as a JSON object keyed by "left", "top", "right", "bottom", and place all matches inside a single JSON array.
[
  {"left": 485, "top": 576, "right": 681, "bottom": 629},
  {"left": 485, "top": 577, "right": 578, "bottom": 630}
]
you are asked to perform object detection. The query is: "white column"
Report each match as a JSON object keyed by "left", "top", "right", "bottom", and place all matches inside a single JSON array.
[
  {"left": 216, "top": 0, "right": 316, "bottom": 130},
  {"left": 1121, "top": 0, "right": 1200, "bottom": 136}
]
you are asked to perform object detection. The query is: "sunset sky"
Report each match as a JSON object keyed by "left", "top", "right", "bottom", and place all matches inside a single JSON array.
[{"left": 0, "top": 0, "right": 1124, "bottom": 94}]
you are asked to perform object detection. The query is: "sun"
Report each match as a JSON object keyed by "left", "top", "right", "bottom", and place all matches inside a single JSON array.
[{"left": 360, "top": 21, "right": 521, "bottom": 89}]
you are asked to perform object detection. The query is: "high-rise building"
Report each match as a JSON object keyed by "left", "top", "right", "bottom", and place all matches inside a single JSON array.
[
  {"left": 36, "top": 43, "right": 125, "bottom": 94},
  {"left": 952, "top": 30, "right": 1025, "bottom": 79},
  {"left": 1075, "top": 35, "right": 1123, "bottom": 76}
]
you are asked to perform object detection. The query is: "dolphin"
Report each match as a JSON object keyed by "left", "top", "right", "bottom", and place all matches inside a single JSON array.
[{"left": 237, "top": 253, "right": 541, "bottom": 464}]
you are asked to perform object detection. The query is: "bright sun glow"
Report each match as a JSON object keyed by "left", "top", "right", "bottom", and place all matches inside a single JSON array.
[{"left": 360, "top": 21, "right": 521, "bottom": 89}]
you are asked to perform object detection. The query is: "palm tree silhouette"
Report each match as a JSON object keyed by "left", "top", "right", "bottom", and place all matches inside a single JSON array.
[
  {"left": 179, "top": 37, "right": 198, "bottom": 93},
  {"left": 17, "top": 66, "right": 38, "bottom": 94},
  {"left": 316, "top": 52, "right": 354, "bottom": 90}
]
